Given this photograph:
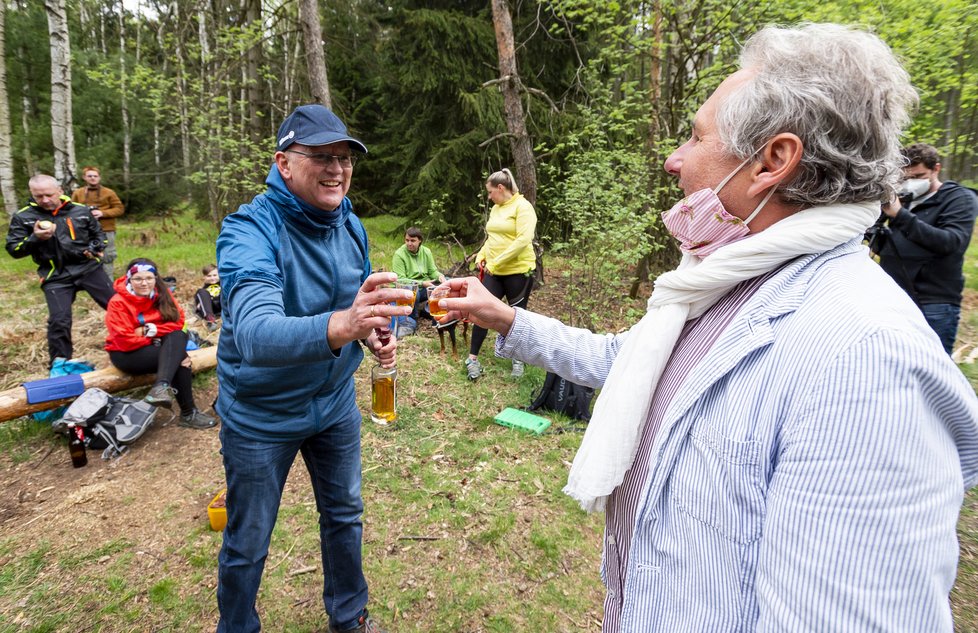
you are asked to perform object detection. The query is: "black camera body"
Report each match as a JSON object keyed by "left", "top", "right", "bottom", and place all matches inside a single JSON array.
[{"left": 865, "top": 212, "right": 891, "bottom": 255}]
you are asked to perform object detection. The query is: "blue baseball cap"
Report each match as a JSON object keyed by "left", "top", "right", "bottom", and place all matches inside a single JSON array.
[{"left": 275, "top": 104, "right": 368, "bottom": 154}]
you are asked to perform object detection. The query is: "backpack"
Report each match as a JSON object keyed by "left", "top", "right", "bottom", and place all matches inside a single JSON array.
[
  {"left": 527, "top": 372, "right": 595, "bottom": 422},
  {"left": 53, "top": 388, "right": 157, "bottom": 459}
]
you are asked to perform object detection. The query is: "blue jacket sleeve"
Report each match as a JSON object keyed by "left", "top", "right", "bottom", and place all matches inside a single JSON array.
[{"left": 227, "top": 277, "right": 337, "bottom": 366}]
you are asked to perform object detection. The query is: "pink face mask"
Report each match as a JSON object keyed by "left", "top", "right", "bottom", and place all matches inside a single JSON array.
[{"left": 663, "top": 153, "right": 777, "bottom": 258}]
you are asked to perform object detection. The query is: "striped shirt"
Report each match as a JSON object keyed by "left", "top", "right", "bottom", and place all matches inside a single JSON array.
[
  {"left": 497, "top": 240, "right": 978, "bottom": 632},
  {"left": 603, "top": 272, "right": 771, "bottom": 632}
]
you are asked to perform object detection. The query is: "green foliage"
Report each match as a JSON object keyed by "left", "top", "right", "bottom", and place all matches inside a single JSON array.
[{"left": 543, "top": 148, "right": 659, "bottom": 328}]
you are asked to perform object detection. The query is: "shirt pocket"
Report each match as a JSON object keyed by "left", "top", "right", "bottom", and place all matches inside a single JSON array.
[{"left": 670, "top": 419, "right": 765, "bottom": 544}]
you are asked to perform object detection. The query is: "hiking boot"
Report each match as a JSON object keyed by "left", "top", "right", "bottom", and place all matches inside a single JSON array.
[
  {"left": 144, "top": 383, "right": 175, "bottom": 409},
  {"left": 511, "top": 360, "right": 525, "bottom": 377},
  {"left": 179, "top": 409, "right": 218, "bottom": 429},
  {"left": 328, "top": 610, "right": 386, "bottom": 633},
  {"left": 465, "top": 358, "right": 482, "bottom": 380},
  {"left": 205, "top": 320, "right": 220, "bottom": 333}
]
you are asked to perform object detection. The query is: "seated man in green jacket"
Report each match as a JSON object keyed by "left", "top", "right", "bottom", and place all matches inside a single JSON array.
[{"left": 392, "top": 227, "right": 445, "bottom": 321}]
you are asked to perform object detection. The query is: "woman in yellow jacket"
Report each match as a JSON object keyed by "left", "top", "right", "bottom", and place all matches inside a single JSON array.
[{"left": 466, "top": 168, "right": 537, "bottom": 380}]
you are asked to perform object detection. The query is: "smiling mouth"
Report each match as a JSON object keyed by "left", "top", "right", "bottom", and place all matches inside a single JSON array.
[{"left": 320, "top": 180, "right": 341, "bottom": 188}]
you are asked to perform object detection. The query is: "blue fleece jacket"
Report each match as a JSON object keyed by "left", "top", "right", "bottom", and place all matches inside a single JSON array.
[{"left": 215, "top": 164, "right": 371, "bottom": 441}]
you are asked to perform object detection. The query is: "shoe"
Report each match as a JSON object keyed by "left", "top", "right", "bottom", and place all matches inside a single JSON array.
[
  {"left": 179, "top": 409, "right": 218, "bottom": 429},
  {"left": 465, "top": 358, "right": 482, "bottom": 380},
  {"left": 511, "top": 360, "right": 525, "bottom": 377},
  {"left": 144, "top": 383, "right": 175, "bottom": 409},
  {"left": 328, "top": 610, "right": 386, "bottom": 633},
  {"left": 205, "top": 320, "right": 220, "bottom": 333}
]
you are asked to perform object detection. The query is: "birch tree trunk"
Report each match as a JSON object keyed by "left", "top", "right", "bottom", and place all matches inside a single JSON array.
[
  {"left": 490, "top": 0, "right": 536, "bottom": 206},
  {"left": 0, "top": 2, "right": 19, "bottom": 215},
  {"left": 118, "top": 2, "right": 131, "bottom": 193},
  {"left": 172, "top": 1, "right": 191, "bottom": 175},
  {"left": 298, "top": 0, "right": 331, "bottom": 108},
  {"left": 44, "top": 0, "right": 76, "bottom": 187}
]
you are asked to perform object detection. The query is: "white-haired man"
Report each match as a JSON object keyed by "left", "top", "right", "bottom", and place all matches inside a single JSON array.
[{"left": 439, "top": 24, "right": 978, "bottom": 632}]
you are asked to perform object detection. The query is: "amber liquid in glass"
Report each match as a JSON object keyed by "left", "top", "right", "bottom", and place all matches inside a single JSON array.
[
  {"left": 395, "top": 291, "right": 416, "bottom": 308},
  {"left": 428, "top": 297, "right": 448, "bottom": 317},
  {"left": 371, "top": 376, "right": 397, "bottom": 424}
]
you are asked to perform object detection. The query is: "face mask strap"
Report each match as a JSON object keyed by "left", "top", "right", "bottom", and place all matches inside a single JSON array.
[
  {"left": 744, "top": 185, "right": 778, "bottom": 225},
  {"left": 713, "top": 154, "right": 755, "bottom": 194}
]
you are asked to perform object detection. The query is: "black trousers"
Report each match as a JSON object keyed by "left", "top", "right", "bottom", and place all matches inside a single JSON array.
[
  {"left": 109, "top": 330, "right": 195, "bottom": 414},
  {"left": 195, "top": 288, "right": 220, "bottom": 320},
  {"left": 42, "top": 267, "right": 115, "bottom": 365},
  {"left": 469, "top": 272, "right": 534, "bottom": 357}
]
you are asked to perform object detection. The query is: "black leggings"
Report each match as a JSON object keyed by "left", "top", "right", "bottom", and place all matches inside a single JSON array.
[
  {"left": 470, "top": 272, "right": 534, "bottom": 357},
  {"left": 109, "top": 330, "right": 195, "bottom": 414}
]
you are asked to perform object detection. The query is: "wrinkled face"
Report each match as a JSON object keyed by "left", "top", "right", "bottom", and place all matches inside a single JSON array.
[
  {"left": 84, "top": 170, "right": 101, "bottom": 187},
  {"left": 203, "top": 270, "right": 220, "bottom": 285},
  {"left": 275, "top": 141, "right": 353, "bottom": 211},
  {"left": 129, "top": 271, "right": 157, "bottom": 297},
  {"left": 664, "top": 69, "right": 757, "bottom": 217},
  {"left": 404, "top": 235, "right": 422, "bottom": 253},
  {"left": 29, "top": 181, "right": 64, "bottom": 212},
  {"left": 486, "top": 183, "right": 510, "bottom": 205}
]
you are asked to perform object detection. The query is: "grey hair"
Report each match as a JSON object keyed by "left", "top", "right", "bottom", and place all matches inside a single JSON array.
[
  {"left": 28, "top": 174, "right": 61, "bottom": 191},
  {"left": 487, "top": 168, "right": 519, "bottom": 194},
  {"left": 715, "top": 23, "right": 918, "bottom": 206}
]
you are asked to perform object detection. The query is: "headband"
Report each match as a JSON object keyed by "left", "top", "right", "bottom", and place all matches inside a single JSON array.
[{"left": 126, "top": 263, "right": 157, "bottom": 280}]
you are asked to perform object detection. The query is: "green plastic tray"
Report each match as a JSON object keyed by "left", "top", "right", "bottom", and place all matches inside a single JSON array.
[{"left": 494, "top": 407, "right": 551, "bottom": 435}]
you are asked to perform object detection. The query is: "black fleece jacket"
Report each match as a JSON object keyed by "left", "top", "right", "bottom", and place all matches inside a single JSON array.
[
  {"left": 879, "top": 180, "right": 978, "bottom": 306},
  {"left": 5, "top": 196, "right": 107, "bottom": 283}
]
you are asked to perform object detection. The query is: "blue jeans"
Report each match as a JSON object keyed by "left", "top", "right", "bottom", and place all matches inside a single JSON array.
[
  {"left": 920, "top": 303, "right": 960, "bottom": 355},
  {"left": 216, "top": 415, "right": 368, "bottom": 633}
]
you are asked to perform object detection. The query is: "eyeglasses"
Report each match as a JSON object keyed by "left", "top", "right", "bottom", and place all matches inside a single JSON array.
[{"left": 286, "top": 150, "right": 357, "bottom": 168}]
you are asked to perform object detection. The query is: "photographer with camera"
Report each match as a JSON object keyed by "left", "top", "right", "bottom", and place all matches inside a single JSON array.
[
  {"left": 72, "top": 166, "right": 125, "bottom": 279},
  {"left": 876, "top": 143, "right": 978, "bottom": 354},
  {"left": 5, "top": 174, "right": 115, "bottom": 367}
]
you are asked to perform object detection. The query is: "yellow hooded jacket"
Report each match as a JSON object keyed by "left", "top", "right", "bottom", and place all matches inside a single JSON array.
[{"left": 476, "top": 193, "right": 536, "bottom": 276}]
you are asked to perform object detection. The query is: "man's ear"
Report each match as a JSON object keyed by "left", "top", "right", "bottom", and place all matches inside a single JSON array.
[
  {"left": 934, "top": 162, "right": 942, "bottom": 178},
  {"left": 747, "top": 133, "right": 803, "bottom": 197},
  {"left": 273, "top": 151, "right": 291, "bottom": 180}
]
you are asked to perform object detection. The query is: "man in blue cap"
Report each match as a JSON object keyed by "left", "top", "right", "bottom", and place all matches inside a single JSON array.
[{"left": 214, "top": 105, "right": 410, "bottom": 633}]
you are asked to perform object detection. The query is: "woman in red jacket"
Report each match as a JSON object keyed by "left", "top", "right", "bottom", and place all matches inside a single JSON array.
[{"left": 105, "top": 258, "right": 216, "bottom": 429}]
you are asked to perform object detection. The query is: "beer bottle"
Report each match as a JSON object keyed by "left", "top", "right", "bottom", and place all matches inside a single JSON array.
[
  {"left": 67, "top": 423, "right": 87, "bottom": 468},
  {"left": 370, "top": 365, "right": 397, "bottom": 426}
]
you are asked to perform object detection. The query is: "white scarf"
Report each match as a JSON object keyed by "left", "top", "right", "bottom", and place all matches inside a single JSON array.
[{"left": 563, "top": 201, "right": 880, "bottom": 512}]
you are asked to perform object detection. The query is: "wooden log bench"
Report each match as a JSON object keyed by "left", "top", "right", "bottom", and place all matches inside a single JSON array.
[{"left": 0, "top": 346, "right": 218, "bottom": 424}]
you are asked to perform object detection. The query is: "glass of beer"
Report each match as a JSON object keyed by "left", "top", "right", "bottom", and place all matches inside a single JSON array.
[
  {"left": 395, "top": 281, "right": 418, "bottom": 307},
  {"left": 428, "top": 284, "right": 450, "bottom": 318},
  {"left": 370, "top": 365, "right": 397, "bottom": 425}
]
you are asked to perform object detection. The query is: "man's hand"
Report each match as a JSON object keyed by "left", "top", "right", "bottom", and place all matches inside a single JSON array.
[
  {"left": 90, "top": 206, "right": 103, "bottom": 219},
  {"left": 364, "top": 328, "right": 397, "bottom": 368},
  {"left": 438, "top": 276, "right": 517, "bottom": 336},
  {"left": 82, "top": 250, "right": 103, "bottom": 260},
  {"left": 33, "top": 220, "right": 55, "bottom": 240},
  {"left": 325, "top": 272, "right": 413, "bottom": 350},
  {"left": 882, "top": 196, "right": 902, "bottom": 218}
]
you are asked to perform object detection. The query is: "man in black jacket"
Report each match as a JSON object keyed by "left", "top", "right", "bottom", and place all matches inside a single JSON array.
[
  {"left": 878, "top": 144, "right": 978, "bottom": 354},
  {"left": 5, "top": 174, "right": 115, "bottom": 366}
]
